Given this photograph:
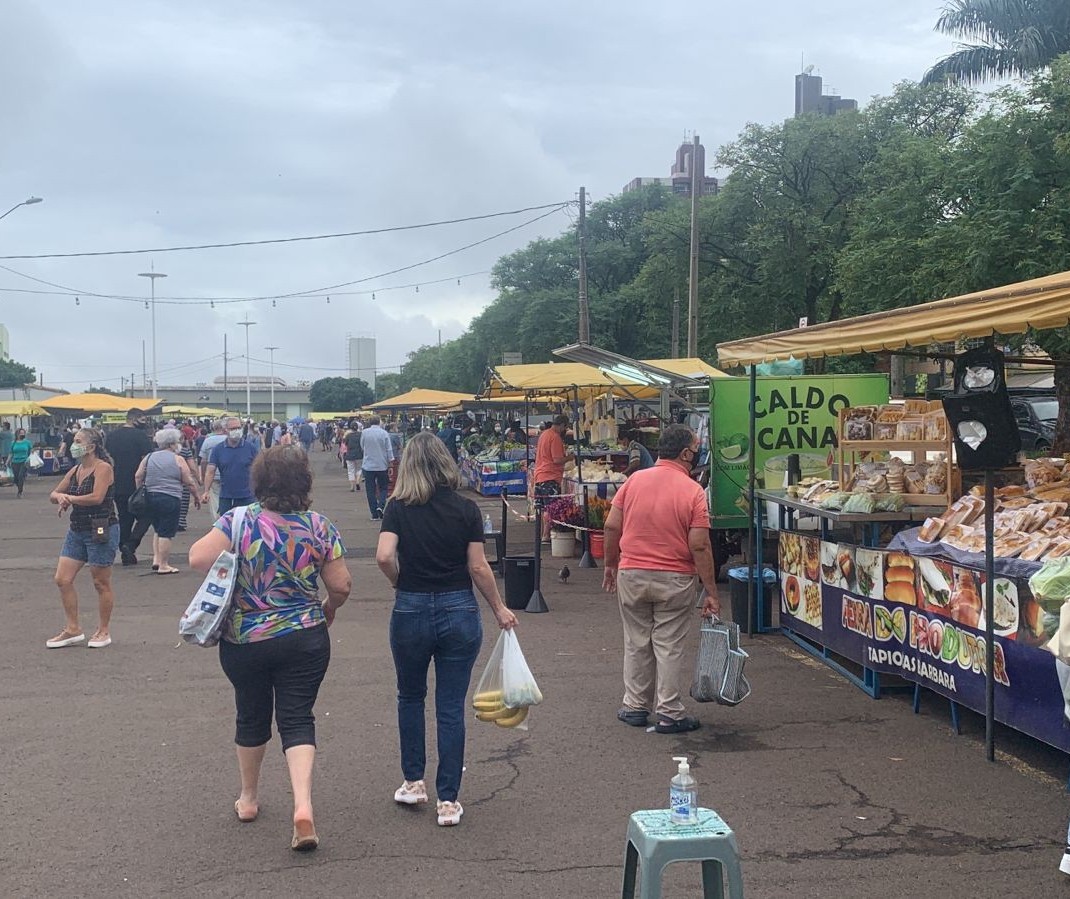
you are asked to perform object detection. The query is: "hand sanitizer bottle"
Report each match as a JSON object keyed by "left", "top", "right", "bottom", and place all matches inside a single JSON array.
[
  {"left": 483, "top": 514, "right": 493, "bottom": 534},
  {"left": 670, "top": 756, "right": 698, "bottom": 825}
]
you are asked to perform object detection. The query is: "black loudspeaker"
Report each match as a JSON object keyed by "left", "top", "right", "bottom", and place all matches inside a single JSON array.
[{"left": 941, "top": 347, "right": 1021, "bottom": 471}]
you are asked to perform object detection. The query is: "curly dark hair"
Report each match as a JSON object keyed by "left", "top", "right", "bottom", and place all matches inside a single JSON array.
[{"left": 250, "top": 445, "right": 312, "bottom": 512}]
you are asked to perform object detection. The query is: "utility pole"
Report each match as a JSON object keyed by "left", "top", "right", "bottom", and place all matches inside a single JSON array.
[
  {"left": 672, "top": 286, "right": 681, "bottom": 358},
  {"left": 265, "top": 346, "right": 279, "bottom": 422},
  {"left": 142, "top": 340, "right": 147, "bottom": 391},
  {"left": 130, "top": 373, "right": 135, "bottom": 398},
  {"left": 223, "top": 334, "right": 229, "bottom": 411},
  {"left": 238, "top": 317, "right": 256, "bottom": 419},
  {"left": 578, "top": 186, "right": 590, "bottom": 343},
  {"left": 138, "top": 264, "right": 167, "bottom": 400},
  {"left": 687, "top": 134, "right": 701, "bottom": 358}
]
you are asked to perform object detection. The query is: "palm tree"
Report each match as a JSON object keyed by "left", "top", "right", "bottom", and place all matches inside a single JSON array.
[{"left": 922, "top": 0, "right": 1070, "bottom": 84}]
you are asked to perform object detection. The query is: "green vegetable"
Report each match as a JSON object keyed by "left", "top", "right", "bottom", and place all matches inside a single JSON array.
[{"left": 1029, "top": 558, "right": 1070, "bottom": 609}]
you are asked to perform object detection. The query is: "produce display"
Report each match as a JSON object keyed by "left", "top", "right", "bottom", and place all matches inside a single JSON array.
[
  {"left": 841, "top": 400, "right": 948, "bottom": 443},
  {"left": 917, "top": 459, "right": 1070, "bottom": 560},
  {"left": 563, "top": 459, "right": 626, "bottom": 484}
]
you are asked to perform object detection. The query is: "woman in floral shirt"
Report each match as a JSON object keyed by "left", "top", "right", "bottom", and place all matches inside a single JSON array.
[{"left": 190, "top": 446, "right": 351, "bottom": 852}]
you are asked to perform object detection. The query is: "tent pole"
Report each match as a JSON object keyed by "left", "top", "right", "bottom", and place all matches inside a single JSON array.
[
  {"left": 985, "top": 468, "right": 996, "bottom": 761},
  {"left": 748, "top": 364, "right": 758, "bottom": 636}
]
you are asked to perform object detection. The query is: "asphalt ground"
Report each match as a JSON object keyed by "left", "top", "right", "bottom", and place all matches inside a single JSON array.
[{"left": 2, "top": 450, "right": 1069, "bottom": 898}]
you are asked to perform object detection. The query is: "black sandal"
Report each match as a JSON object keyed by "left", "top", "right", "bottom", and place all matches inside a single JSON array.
[
  {"left": 654, "top": 716, "right": 701, "bottom": 734},
  {"left": 617, "top": 708, "right": 650, "bottom": 727}
]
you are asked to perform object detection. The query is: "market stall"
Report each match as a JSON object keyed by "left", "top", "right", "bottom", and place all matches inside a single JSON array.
[{"left": 716, "top": 269, "right": 1070, "bottom": 757}]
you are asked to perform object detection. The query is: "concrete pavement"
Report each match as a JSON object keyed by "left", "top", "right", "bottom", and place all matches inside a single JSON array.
[{"left": 1, "top": 451, "right": 1067, "bottom": 898}]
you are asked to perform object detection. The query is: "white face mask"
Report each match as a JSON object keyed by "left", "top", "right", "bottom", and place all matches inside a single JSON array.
[{"left": 228, "top": 429, "right": 243, "bottom": 441}]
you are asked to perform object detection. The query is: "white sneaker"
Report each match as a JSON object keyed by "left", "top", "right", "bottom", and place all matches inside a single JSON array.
[
  {"left": 1060, "top": 850, "right": 1070, "bottom": 876},
  {"left": 394, "top": 780, "right": 428, "bottom": 805},
  {"left": 437, "top": 800, "right": 463, "bottom": 826}
]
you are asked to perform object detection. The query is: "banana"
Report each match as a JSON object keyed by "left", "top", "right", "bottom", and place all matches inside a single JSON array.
[
  {"left": 473, "top": 690, "right": 504, "bottom": 703},
  {"left": 475, "top": 705, "right": 517, "bottom": 722},
  {"left": 472, "top": 700, "right": 503, "bottom": 712},
  {"left": 493, "top": 706, "right": 529, "bottom": 729}
]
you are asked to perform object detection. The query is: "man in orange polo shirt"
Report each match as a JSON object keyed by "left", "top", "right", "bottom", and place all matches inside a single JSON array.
[
  {"left": 602, "top": 424, "right": 720, "bottom": 733},
  {"left": 533, "top": 414, "right": 574, "bottom": 541}
]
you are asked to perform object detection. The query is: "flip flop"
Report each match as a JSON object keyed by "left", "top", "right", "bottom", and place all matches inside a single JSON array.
[
  {"left": 291, "top": 822, "right": 319, "bottom": 852},
  {"left": 155, "top": 567, "right": 180, "bottom": 575},
  {"left": 234, "top": 800, "right": 258, "bottom": 823}
]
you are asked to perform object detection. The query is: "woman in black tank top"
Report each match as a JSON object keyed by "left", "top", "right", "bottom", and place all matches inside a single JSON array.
[{"left": 46, "top": 428, "right": 120, "bottom": 650}]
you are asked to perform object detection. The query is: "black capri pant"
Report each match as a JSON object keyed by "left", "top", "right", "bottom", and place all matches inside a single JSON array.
[{"left": 219, "top": 625, "right": 331, "bottom": 751}]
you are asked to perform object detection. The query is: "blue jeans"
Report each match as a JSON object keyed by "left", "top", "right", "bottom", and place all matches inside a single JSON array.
[
  {"left": 218, "top": 496, "right": 254, "bottom": 516},
  {"left": 389, "top": 589, "right": 483, "bottom": 802},
  {"left": 364, "top": 469, "right": 389, "bottom": 517}
]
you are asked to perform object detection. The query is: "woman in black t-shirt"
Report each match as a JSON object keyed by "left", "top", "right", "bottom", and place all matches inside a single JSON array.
[{"left": 376, "top": 431, "right": 517, "bottom": 827}]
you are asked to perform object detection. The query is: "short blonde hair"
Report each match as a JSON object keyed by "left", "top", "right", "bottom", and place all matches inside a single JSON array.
[{"left": 391, "top": 431, "right": 461, "bottom": 506}]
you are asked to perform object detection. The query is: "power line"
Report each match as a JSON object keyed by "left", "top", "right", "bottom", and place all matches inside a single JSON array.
[
  {"left": 0, "top": 201, "right": 571, "bottom": 260},
  {"left": 0, "top": 270, "right": 489, "bottom": 304},
  {"left": 0, "top": 203, "right": 566, "bottom": 306}
]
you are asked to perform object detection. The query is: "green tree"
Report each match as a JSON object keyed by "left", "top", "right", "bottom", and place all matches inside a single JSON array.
[
  {"left": 308, "top": 377, "right": 373, "bottom": 412},
  {"left": 87, "top": 385, "right": 124, "bottom": 396},
  {"left": 0, "top": 358, "right": 36, "bottom": 389},
  {"left": 923, "top": 0, "right": 1070, "bottom": 84},
  {"left": 374, "top": 372, "right": 403, "bottom": 402}
]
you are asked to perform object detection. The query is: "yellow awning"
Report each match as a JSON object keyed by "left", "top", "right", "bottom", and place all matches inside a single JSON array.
[
  {"left": 640, "top": 358, "right": 728, "bottom": 379},
  {"left": 482, "top": 363, "right": 661, "bottom": 400},
  {"left": 368, "top": 388, "right": 476, "bottom": 410},
  {"left": 0, "top": 400, "right": 50, "bottom": 416},
  {"left": 40, "top": 393, "right": 164, "bottom": 414},
  {"left": 308, "top": 411, "right": 358, "bottom": 421},
  {"left": 162, "top": 405, "right": 231, "bottom": 417},
  {"left": 717, "top": 270, "right": 1070, "bottom": 367}
]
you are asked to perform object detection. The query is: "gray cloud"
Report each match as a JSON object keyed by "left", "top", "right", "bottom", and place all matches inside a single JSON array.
[{"left": 0, "top": 0, "right": 956, "bottom": 391}]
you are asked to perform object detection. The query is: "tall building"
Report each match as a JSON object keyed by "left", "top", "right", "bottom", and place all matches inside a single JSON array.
[
  {"left": 347, "top": 336, "right": 376, "bottom": 391},
  {"left": 623, "top": 139, "right": 719, "bottom": 197},
  {"left": 794, "top": 69, "right": 857, "bottom": 117}
]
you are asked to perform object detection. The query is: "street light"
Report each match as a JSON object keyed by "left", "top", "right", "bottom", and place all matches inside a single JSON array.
[
  {"left": 238, "top": 316, "right": 256, "bottom": 419},
  {"left": 138, "top": 264, "right": 168, "bottom": 400},
  {"left": 0, "top": 196, "right": 44, "bottom": 222},
  {"left": 264, "top": 346, "right": 279, "bottom": 423}
]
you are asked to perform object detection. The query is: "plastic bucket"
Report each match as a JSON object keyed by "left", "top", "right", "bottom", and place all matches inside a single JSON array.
[
  {"left": 550, "top": 531, "right": 576, "bottom": 558},
  {"left": 589, "top": 530, "right": 605, "bottom": 558},
  {"left": 503, "top": 557, "right": 536, "bottom": 610}
]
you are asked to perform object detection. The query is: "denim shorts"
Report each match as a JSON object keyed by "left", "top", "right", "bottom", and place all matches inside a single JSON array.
[{"left": 61, "top": 524, "right": 119, "bottom": 567}]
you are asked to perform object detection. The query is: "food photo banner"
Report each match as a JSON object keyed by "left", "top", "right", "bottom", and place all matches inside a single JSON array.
[
  {"left": 778, "top": 532, "right": 1070, "bottom": 753},
  {"left": 710, "top": 374, "right": 889, "bottom": 527}
]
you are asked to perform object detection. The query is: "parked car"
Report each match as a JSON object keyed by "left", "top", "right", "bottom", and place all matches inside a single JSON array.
[{"left": 1010, "top": 395, "right": 1057, "bottom": 452}]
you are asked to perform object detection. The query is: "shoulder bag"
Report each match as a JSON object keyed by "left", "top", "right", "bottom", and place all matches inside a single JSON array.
[{"left": 179, "top": 506, "right": 249, "bottom": 647}]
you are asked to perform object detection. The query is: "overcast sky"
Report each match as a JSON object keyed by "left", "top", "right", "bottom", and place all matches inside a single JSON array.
[{"left": 0, "top": 0, "right": 957, "bottom": 392}]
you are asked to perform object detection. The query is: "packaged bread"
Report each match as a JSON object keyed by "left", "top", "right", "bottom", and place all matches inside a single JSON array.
[
  {"left": 996, "top": 485, "right": 1028, "bottom": 498},
  {"left": 1020, "top": 537, "right": 1053, "bottom": 562},
  {"left": 961, "top": 532, "right": 987, "bottom": 554},
  {"left": 903, "top": 399, "right": 930, "bottom": 415},
  {"left": 886, "top": 458, "right": 906, "bottom": 493},
  {"left": 844, "top": 416, "right": 874, "bottom": 441},
  {"left": 896, "top": 418, "right": 925, "bottom": 441},
  {"left": 923, "top": 410, "right": 948, "bottom": 442},
  {"left": 904, "top": 466, "right": 927, "bottom": 495},
  {"left": 924, "top": 465, "right": 948, "bottom": 495},
  {"left": 993, "top": 533, "right": 1032, "bottom": 558},
  {"left": 1046, "top": 539, "right": 1070, "bottom": 559},
  {"left": 918, "top": 517, "right": 946, "bottom": 543},
  {"left": 1025, "top": 459, "right": 1060, "bottom": 489},
  {"left": 999, "top": 497, "right": 1035, "bottom": 510}
]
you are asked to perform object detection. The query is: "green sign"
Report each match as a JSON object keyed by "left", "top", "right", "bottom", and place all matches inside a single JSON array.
[{"left": 709, "top": 374, "right": 889, "bottom": 527}]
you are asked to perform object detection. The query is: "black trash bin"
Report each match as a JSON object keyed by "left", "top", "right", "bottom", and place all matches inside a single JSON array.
[
  {"left": 728, "top": 566, "right": 777, "bottom": 634},
  {"left": 503, "top": 557, "right": 536, "bottom": 610}
]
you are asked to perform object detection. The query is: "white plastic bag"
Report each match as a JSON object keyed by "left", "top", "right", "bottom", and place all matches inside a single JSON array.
[
  {"left": 472, "top": 630, "right": 543, "bottom": 731},
  {"left": 179, "top": 507, "right": 247, "bottom": 647},
  {"left": 27, "top": 451, "right": 43, "bottom": 470}
]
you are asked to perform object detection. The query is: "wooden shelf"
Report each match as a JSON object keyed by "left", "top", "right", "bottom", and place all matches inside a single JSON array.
[{"left": 839, "top": 440, "right": 948, "bottom": 452}]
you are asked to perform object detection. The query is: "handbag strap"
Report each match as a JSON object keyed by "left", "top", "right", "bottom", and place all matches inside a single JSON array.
[{"left": 230, "top": 505, "right": 248, "bottom": 553}]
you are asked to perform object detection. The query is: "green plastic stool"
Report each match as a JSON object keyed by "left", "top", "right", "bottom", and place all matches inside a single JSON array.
[{"left": 622, "top": 808, "right": 743, "bottom": 899}]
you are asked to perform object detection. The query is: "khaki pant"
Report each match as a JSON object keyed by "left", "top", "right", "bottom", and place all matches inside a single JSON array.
[
  {"left": 208, "top": 483, "right": 220, "bottom": 520},
  {"left": 618, "top": 569, "right": 698, "bottom": 720}
]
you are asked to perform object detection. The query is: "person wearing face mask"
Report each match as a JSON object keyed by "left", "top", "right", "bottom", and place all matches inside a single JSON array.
[
  {"left": 601, "top": 424, "right": 721, "bottom": 734},
  {"left": 201, "top": 417, "right": 260, "bottom": 516},
  {"left": 47, "top": 428, "right": 119, "bottom": 649},
  {"left": 9, "top": 427, "right": 34, "bottom": 498},
  {"left": 106, "top": 408, "right": 155, "bottom": 564}
]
